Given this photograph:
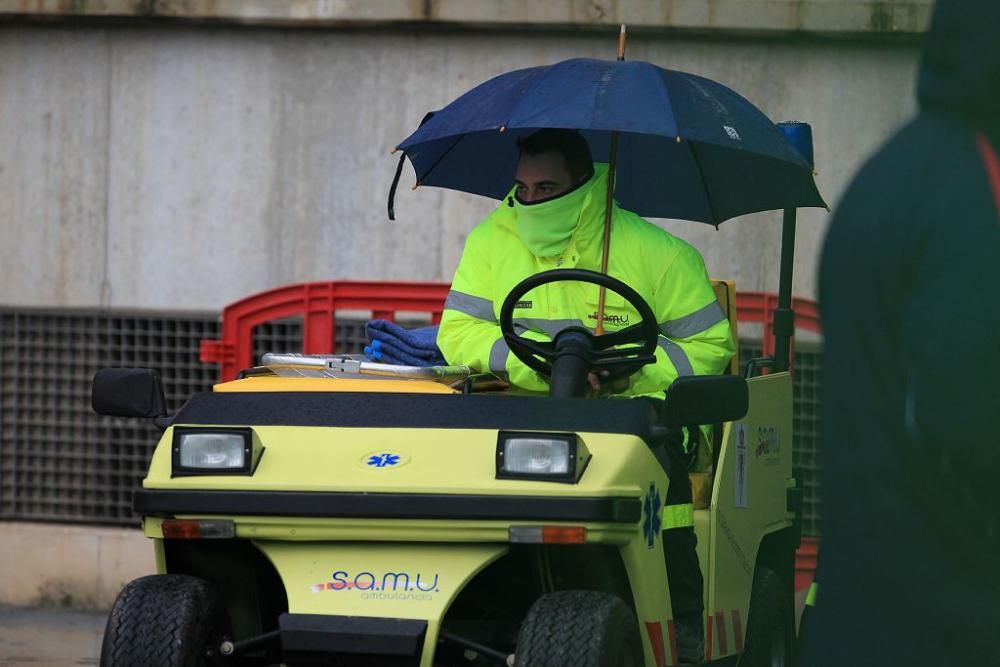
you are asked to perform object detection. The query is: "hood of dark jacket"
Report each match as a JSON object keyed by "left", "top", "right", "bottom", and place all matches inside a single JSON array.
[{"left": 917, "top": 0, "right": 1000, "bottom": 133}]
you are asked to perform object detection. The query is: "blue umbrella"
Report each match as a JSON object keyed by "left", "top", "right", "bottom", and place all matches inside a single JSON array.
[{"left": 390, "top": 57, "right": 826, "bottom": 224}]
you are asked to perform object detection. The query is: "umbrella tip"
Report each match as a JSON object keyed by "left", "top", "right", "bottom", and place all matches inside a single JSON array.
[
  {"left": 390, "top": 147, "right": 399, "bottom": 155},
  {"left": 499, "top": 125, "right": 507, "bottom": 134},
  {"left": 412, "top": 182, "right": 420, "bottom": 191}
]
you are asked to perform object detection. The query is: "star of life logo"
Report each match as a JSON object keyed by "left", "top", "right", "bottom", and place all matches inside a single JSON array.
[
  {"left": 367, "top": 453, "right": 400, "bottom": 468},
  {"left": 642, "top": 482, "right": 662, "bottom": 549}
]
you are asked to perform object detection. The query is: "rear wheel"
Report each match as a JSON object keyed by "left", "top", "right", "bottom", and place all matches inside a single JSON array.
[
  {"left": 741, "top": 566, "right": 795, "bottom": 667},
  {"left": 514, "top": 590, "right": 642, "bottom": 667},
  {"left": 100, "top": 574, "right": 229, "bottom": 667}
]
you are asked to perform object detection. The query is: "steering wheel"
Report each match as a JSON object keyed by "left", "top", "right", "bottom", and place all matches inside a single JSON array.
[{"left": 498, "top": 269, "right": 660, "bottom": 397}]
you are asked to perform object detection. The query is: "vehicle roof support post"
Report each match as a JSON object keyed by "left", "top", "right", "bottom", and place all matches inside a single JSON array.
[
  {"left": 772, "top": 206, "right": 797, "bottom": 373},
  {"left": 773, "top": 122, "right": 816, "bottom": 373}
]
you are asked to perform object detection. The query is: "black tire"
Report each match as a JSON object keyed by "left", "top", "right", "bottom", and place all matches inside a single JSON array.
[
  {"left": 100, "top": 574, "right": 229, "bottom": 667},
  {"left": 514, "top": 590, "right": 643, "bottom": 667},
  {"left": 741, "top": 567, "right": 795, "bottom": 667}
]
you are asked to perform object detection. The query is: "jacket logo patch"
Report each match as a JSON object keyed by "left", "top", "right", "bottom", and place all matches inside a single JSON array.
[
  {"left": 587, "top": 311, "right": 630, "bottom": 326},
  {"left": 515, "top": 300, "right": 533, "bottom": 309}
]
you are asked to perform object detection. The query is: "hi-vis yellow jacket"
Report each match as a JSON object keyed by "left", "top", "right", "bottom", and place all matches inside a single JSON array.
[{"left": 437, "top": 164, "right": 735, "bottom": 398}]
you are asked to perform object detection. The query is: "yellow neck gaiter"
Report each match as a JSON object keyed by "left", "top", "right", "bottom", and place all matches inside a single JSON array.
[{"left": 512, "top": 172, "right": 596, "bottom": 257}]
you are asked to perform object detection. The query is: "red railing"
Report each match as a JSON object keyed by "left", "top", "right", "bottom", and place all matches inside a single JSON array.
[
  {"left": 735, "top": 292, "right": 822, "bottom": 357},
  {"left": 200, "top": 281, "right": 822, "bottom": 382},
  {"left": 199, "top": 281, "right": 451, "bottom": 382}
]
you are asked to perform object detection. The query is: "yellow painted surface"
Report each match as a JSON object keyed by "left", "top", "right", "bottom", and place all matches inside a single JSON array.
[
  {"left": 254, "top": 541, "right": 506, "bottom": 667},
  {"left": 142, "top": 515, "right": 635, "bottom": 545},
  {"left": 213, "top": 376, "right": 457, "bottom": 394},
  {"left": 135, "top": 374, "right": 794, "bottom": 666},
  {"left": 144, "top": 426, "right": 656, "bottom": 499},
  {"left": 706, "top": 372, "right": 794, "bottom": 658}
]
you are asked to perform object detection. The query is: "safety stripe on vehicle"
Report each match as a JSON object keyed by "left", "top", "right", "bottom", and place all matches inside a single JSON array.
[
  {"left": 654, "top": 614, "right": 750, "bottom": 665},
  {"left": 706, "top": 614, "right": 715, "bottom": 661},
  {"left": 644, "top": 621, "right": 667, "bottom": 667},
  {"left": 715, "top": 612, "right": 729, "bottom": 654}
]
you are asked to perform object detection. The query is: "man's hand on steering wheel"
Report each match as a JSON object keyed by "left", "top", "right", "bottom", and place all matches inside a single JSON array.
[{"left": 587, "top": 370, "right": 631, "bottom": 397}]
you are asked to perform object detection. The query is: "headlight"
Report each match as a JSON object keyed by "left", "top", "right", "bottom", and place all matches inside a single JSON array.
[
  {"left": 495, "top": 431, "right": 591, "bottom": 483},
  {"left": 172, "top": 427, "right": 262, "bottom": 476}
]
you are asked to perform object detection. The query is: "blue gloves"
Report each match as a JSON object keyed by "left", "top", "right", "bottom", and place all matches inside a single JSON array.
[{"left": 363, "top": 320, "right": 445, "bottom": 367}]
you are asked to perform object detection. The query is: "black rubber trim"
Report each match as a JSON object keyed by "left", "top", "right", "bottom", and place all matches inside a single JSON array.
[
  {"left": 169, "top": 392, "right": 660, "bottom": 442},
  {"left": 280, "top": 613, "right": 426, "bottom": 656},
  {"left": 134, "top": 489, "right": 640, "bottom": 523}
]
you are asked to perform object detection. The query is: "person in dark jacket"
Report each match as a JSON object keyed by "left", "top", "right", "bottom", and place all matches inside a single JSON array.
[{"left": 803, "top": 0, "right": 1000, "bottom": 664}]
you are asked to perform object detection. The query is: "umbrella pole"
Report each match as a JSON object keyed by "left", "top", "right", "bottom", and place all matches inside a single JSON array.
[
  {"left": 594, "top": 133, "right": 619, "bottom": 336},
  {"left": 594, "top": 24, "right": 626, "bottom": 336}
]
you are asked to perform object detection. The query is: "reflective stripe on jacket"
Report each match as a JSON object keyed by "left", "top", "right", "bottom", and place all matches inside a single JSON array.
[{"left": 437, "top": 163, "right": 735, "bottom": 398}]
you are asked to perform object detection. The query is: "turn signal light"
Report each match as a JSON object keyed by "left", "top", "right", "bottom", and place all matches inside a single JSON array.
[
  {"left": 509, "top": 525, "right": 587, "bottom": 544},
  {"left": 161, "top": 519, "right": 235, "bottom": 539}
]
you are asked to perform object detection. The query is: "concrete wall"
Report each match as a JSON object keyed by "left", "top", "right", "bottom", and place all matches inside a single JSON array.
[
  {"left": 0, "top": 0, "right": 933, "bottom": 34},
  {"left": 0, "top": 522, "right": 153, "bottom": 609},
  {"left": 0, "top": 22, "right": 920, "bottom": 310}
]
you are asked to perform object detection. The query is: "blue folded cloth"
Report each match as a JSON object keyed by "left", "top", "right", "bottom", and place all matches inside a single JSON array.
[{"left": 364, "top": 320, "right": 445, "bottom": 367}]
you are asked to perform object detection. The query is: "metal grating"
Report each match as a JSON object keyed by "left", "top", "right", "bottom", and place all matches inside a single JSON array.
[
  {"left": 740, "top": 342, "right": 823, "bottom": 536},
  {"left": 0, "top": 310, "right": 221, "bottom": 525},
  {"left": 1, "top": 309, "right": 822, "bottom": 532}
]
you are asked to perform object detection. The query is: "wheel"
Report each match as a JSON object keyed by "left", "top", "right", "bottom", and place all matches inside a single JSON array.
[
  {"left": 100, "top": 574, "right": 229, "bottom": 667},
  {"left": 741, "top": 567, "right": 795, "bottom": 667},
  {"left": 514, "top": 590, "right": 643, "bottom": 667}
]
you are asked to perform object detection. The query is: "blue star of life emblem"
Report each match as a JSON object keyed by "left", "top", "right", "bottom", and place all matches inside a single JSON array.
[
  {"left": 367, "top": 453, "right": 401, "bottom": 468},
  {"left": 642, "top": 482, "right": 662, "bottom": 549}
]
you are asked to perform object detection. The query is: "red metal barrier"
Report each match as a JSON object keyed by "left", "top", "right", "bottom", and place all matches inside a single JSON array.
[
  {"left": 200, "top": 282, "right": 823, "bottom": 382},
  {"left": 199, "top": 281, "right": 451, "bottom": 382},
  {"left": 735, "top": 292, "right": 822, "bottom": 357}
]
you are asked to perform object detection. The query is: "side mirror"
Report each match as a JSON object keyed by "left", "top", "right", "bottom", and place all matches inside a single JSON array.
[
  {"left": 661, "top": 375, "right": 748, "bottom": 428},
  {"left": 92, "top": 368, "right": 168, "bottom": 418}
]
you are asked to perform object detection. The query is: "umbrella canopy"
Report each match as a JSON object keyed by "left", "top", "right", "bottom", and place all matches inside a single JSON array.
[{"left": 395, "top": 58, "right": 826, "bottom": 224}]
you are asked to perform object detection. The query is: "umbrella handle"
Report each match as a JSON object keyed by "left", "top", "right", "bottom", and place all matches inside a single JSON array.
[{"left": 387, "top": 152, "right": 406, "bottom": 221}]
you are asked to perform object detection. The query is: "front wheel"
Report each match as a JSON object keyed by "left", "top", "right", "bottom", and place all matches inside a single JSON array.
[
  {"left": 740, "top": 566, "right": 795, "bottom": 667},
  {"left": 514, "top": 590, "right": 643, "bottom": 667},
  {"left": 100, "top": 574, "right": 229, "bottom": 667}
]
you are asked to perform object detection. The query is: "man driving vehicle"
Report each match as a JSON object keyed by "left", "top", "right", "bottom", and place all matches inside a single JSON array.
[{"left": 437, "top": 128, "right": 735, "bottom": 663}]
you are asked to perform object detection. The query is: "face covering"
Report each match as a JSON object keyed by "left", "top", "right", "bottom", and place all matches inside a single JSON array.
[{"left": 512, "top": 174, "right": 594, "bottom": 257}]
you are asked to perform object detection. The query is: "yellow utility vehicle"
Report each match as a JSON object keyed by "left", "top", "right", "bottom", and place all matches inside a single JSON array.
[{"left": 93, "top": 269, "right": 799, "bottom": 667}]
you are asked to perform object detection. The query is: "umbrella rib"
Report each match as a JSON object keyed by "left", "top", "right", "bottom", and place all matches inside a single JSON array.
[{"left": 685, "top": 141, "right": 720, "bottom": 225}]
